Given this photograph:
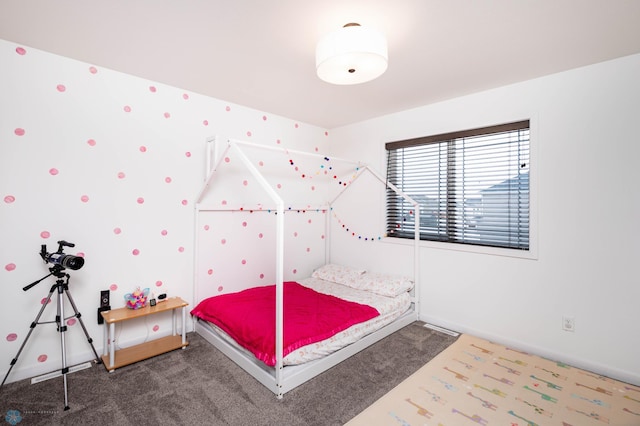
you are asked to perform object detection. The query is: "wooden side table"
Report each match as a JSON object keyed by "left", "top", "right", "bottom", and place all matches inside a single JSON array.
[{"left": 101, "top": 296, "right": 189, "bottom": 372}]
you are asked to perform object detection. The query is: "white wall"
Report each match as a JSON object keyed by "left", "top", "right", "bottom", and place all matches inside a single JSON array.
[
  {"left": 329, "top": 53, "right": 640, "bottom": 385},
  {"left": 0, "top": 39, "right": 328, "bottom": 383}
]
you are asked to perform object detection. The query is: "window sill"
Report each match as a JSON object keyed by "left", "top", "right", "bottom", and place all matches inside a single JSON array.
[{"left": 381, "top": 236, "right": 538, "bottom": 260}]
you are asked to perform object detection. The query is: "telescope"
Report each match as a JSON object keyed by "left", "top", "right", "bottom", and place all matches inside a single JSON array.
[{"left": 40, "top": 240, "right": 84, "bottom": 270}]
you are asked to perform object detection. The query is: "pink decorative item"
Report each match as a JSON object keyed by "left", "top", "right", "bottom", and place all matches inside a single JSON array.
[{"left": 124, "top": 287, "right": 149, "bottom": 310}]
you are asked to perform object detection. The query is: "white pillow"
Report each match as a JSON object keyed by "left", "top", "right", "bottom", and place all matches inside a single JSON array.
[
  {"left": 354, "top": 272, "right": 414, "bottom": 297},
  {"left": 311, "top": 264, "right": 365, "bottom": 287}
]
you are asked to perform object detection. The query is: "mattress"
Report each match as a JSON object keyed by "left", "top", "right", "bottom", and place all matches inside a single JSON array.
[{"left": 196, "top": 277, "right": 412, "bottom": 366}]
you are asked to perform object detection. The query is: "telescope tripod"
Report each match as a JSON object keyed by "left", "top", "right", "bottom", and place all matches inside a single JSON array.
[{"left": 0, "top": 267, "right": 101, "bottom": 410}]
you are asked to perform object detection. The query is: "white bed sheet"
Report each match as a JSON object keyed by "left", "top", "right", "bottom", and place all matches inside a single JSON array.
[{"left": 197, "top": 277, "right": 412, "bottom": 366}]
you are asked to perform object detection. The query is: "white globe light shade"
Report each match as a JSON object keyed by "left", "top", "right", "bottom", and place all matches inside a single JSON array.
[{"left": 316, "top": 24, "right": 388, "bottom": 85}]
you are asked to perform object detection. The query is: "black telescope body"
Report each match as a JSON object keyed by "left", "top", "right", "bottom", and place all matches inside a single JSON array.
[{"left": 40, "top": 240, "right": 84, "bottom": 270}]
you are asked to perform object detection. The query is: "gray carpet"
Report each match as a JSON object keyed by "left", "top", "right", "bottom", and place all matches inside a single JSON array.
[{"left": 0, "top": 322, "right": 457, "bottom": 425}]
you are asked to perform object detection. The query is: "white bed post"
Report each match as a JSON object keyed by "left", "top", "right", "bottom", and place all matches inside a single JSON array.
[
  {"left": 413, "top": 204, "right": 420, "bottom": 318},
  {"left": 274, "top": 203, "right": 284, "bottom": 398},
  {"left": 194, "top": 136, "right": 216, "bottom": 316},
  {"left": 228, "top": 140, "right": 286, "bottom": 398},
  {"left": 324, "top": 206, "right": 331, "bottom": 265},
  {"left": 358, "top": 165, "right": 421, "bottom": 318},
  {"left": 205, "top": 136, "right": 215, "bottom": 176},
  {"left": 194, "top": 137, "right": 233, "bottom": 308}
]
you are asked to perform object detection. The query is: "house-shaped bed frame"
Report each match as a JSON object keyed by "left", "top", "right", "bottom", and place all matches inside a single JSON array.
[{"left": 193, "top": 137, "right": 421, "bottom": 398}]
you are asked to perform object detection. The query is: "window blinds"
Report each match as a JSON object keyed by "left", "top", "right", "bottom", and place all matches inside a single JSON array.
[{"left": 386, "top": 120, "right": 530, "bottom": 250}]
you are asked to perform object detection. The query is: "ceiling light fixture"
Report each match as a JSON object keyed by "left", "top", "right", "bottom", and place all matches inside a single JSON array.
[{"left": 315, "top": 23, "right": 388, "bottom": 85}]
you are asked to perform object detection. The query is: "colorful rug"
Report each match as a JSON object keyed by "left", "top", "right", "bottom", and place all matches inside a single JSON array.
[{"left": 347, "top": 333, "right": 640, "bottom": 426}]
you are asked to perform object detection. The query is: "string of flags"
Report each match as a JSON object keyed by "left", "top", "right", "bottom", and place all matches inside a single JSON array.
[{"left": 286, "top": 153, "right": 360, "bottom": 187}]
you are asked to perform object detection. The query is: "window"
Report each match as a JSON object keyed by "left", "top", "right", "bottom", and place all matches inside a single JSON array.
[{"left": 386, "top": 120, "right": 530, "bottom": 250}]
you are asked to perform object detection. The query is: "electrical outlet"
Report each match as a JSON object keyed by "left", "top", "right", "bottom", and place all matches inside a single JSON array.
[{"left": 562, "top": 316, "right": 575, "bottom": 332}]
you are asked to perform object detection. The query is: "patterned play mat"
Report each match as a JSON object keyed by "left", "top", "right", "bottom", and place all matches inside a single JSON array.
[{"left": 347, "top": 333, "right": 640, "bottom": 425}]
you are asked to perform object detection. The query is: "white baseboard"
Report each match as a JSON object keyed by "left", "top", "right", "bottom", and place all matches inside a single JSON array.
[
  {"left": 420, "top": 315, "right": 640, "bottom": 386},
  {"left": 423, "top": 322, "right": 460, "bottom": 337}
]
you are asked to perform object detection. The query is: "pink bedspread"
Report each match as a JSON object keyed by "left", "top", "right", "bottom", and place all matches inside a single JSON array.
[{"left": 191, "top": 281, "right": 380, "bottom": 366}]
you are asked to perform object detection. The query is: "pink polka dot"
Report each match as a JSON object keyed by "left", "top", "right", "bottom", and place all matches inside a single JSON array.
[
  {"left": 207, "top": 269, "right": 213, "bottom": 275},
  {"left": 139, "top": 146, "right": 147, "bottom": 153},
  {"left": 14, "top": 128, "right": 25, "bottom": 136},
  {"left": 155, "top": 281, "right": 163, "bottom": 287},
  {"left": 178, "top": 246, "right": 185, "bottom": 253},
  {"left": 241, "top": 259, "right": 247, "bottom": 265},
  {"left": 89, "top": 66, "right": 98, "bottom": 74},
  {"left": 132, "top": 249, "right": 140, "bottom": 256},
  {"left": 225, "top": 106, "right": 231, "bottom": 112},
  {"left": 221, "top": 238, "right": 226, "bottom": 245},
  {"left": 135, "top": 197, "right": 145, "bottom": 205},
  {"left": 308, "top": 219, "right": 312, "bottom": 224},
  {"left": 202, "top": 120, "right": 209, "bottom": 126},
  {"left": 149, "top": 86, "right": 157, "bottom": 93},
  {"left": 276, "top": 139, "right": 281, "bottom": 144},
  {"left": 185, "top": 151, "right": 192, "bottom": 157},
  {"left": 165, "top": 177, "right": 172, "bottom": 183},
  {"left": 183, "top": 93, "right": 189, "bottom": 100},
  {"left": 67, "top": 318, "right": 76, "bottom": 326},
  {"left": 114, "top": 227, "right": 122, "bottom": 234},
  {"left": 325, "top": 131, "right": 329, "bottom": 136},
  {"left": 124, "top": 105, "right": 132, "bottom": 113},
  {"left": 163, "top": 112, "right": 171, "bottom": 119},
  {"left": 243, "top": 180, "right": 248, "bottom": 186},
  {"left": 117, "top": 172, "right": 126, "bottom": 179},
  {"left": 224, "top": 157, "right": 230, "bottom": 163},
  {"left": 204, "top": 225, "right": 210, "bottom": 231},
  {"left": 80, "top": 195, "right": 89, "bottom": 203},
  {"left": 217, "top": 286, "right": 224, "bottom": 292},
  {"left": 277, "top": 183, "right": 282, "bottom": 189},
  {"left": 315, "top": 147, "right": 319, "bottom": 152},
  {"left": 292, "top": 269, "right": 297, "bottom": 274},
  {"left": 41, "top": 298, "right": 51, "bottom": 305},
  {"left": 321, "top": 235, "right": 325, "bottom": 239},
  {"left": 246, "top": 131, "right": 252, "bottom": 137},
  {"left": 153, "top": 325, "right": 160, "bottom": 332},
  {"left": 87, "top": 139, "right": 97, "bottom": 146},
  {"left": 56, "top": 84, "right": 66, "bottom": 92},
  {"left": 306, "top": 247, "right": 311, "bottom": 252},
  {"left": 259, "top": 273, "right": 265, "bottom": 279},
  {"left": 4, "top": 195, "right": 15, "bottom": 204},
  {"left": 5, "top": 263, "right": 16, "bottom": 272},
  {"left": 109, "top": 283, "right": 118, "bottom": 291},
  {"left": 295, "top": 123, "right": 299, "bottom": 129},
  {"left": 258, "top": 233, "right": 263, "bottom": 238},
  {"left": 262, "top": 115, "right": 267, "bottom": 121},
  {"left": 221, "top": 200, "right": 227, "bottom": 205},
  {"left": 293, "top": 232, "right": 298, "bottom": 237},
  {"left": 37, "top": 354, "right": 48, "bottom": 363},
  {"left": 259, "top": 161, "right": 264, "bottom": 167},
  {"left": 6, "top": 333, "right": 17, "bottom": 342},
  {"left": 16, "top": 47, "right": 26, "bottom": 55},
  {"left": 40, "top": 231, "right": 50, "bottom": 239},
  {"left": 49, "top": 168, "right": 59, "bottom": 176},
  {"left": 161, "top": 229, "right": 168, "bottom": 236},
  {"left": 181, "top": 200, "right": 188, "bottom": 206}
]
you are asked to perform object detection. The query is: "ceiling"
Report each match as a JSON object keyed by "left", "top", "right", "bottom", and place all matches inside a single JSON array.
[{"left": 2, "top": 1, "right": 640, "bottom": 129}]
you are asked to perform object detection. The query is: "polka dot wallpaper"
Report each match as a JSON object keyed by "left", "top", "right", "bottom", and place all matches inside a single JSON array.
[{"left": 0, "top": 39, "right": 329, "bottom": 382}]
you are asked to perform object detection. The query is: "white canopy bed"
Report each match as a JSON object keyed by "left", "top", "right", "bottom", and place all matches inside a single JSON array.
[{"left": 192, "top": 137, "right": 420, "bottom": 398}]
